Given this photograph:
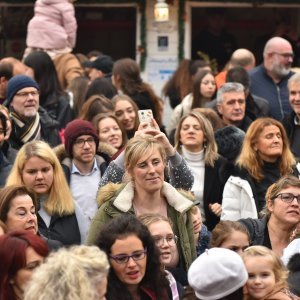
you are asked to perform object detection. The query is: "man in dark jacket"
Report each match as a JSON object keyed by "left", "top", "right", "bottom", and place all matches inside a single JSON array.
[
  {"left": 5, "top": 75, "right": 61, "bottom": 149},
  {"left": 282, "top": 73, "right": 300, "bottom": 159},
  {"left": 249, "top": 36, "right": 294, "bottom": 120}
]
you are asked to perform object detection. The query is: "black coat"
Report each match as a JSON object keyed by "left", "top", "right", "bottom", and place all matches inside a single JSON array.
[
  {"left": 203, "top": 157, "right": 231, "bottom": 230},
  {"left": 38, "top": 212, "right": 81, "bottom": 246}
]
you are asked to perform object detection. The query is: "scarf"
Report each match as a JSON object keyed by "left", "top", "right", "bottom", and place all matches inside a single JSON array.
[{"left": 10, "top": 110, "right": 41, "bottom": 145}]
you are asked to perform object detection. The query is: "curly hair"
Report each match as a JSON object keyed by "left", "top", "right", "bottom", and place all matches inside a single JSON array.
[
  {"left": 24, "top": 245, "right": 109, "bottom": 300},
  {"left": 96, "top": 214, "right": 169, "bottom": 300}
]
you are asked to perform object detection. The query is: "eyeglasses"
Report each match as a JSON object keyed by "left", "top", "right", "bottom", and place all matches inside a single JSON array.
[
  {"left": 153, "top": 234, "right": 178, "bottom": 247},
  {"left": 274, "top": 193, "right": 300, "bottom": 204},
  {"left": 74, "top": 137, "right": 96, "bottom": 147},
  {"left": 271, "top": 52, "right": 294, "bottom": 59},
  {"left": 109, "top": 249, "right": 147, "bottom": 264},
  {"left": 15, "top": 91, "right": 39, "bottom": 98}
]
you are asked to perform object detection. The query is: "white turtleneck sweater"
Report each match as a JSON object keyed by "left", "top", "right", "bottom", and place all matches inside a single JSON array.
[{"left": 181, "top": 146, "right": 206, "bottom": 220}]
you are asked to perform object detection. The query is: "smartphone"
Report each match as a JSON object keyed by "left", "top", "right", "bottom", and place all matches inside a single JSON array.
[{"left": 138, "top": 109, "right": 154, "bottom": 128}]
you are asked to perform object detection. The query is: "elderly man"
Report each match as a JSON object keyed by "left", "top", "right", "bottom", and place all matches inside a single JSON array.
[
  {"left": 216, "top": 82, "right": 251, "bottom": 132},
  {"left": 249, "top": 37, "right": 294, "bottom": 120},
  {"left": 6, "top": 75, "right": 61, "bottom": 149},
  {"left": 282, "top": 73, "right": 300, "bottom": 159}
]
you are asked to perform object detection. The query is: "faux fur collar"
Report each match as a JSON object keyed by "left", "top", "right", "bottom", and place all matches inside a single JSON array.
[{"left": 112, "top": 181, "right": 195, "bottom": 213}]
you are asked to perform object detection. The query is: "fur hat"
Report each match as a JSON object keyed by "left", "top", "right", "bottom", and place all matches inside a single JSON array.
[
  {"left": 64, "top": 119, "right": 99, "bottom": 157},
  {"left": 215, "top": 125, "right": 245, "bottom": 162},
  {"left": 6, "top": 75, "right": 39, "bottom": 106},
  {"left": 188, "top": 248, "right": 248, "bottom": 300}
]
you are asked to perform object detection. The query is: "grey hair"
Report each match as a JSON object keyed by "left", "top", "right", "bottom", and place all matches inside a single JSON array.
[
  {"left": 288, "top": 73, "right": 300, "bottom": 90},
  {"left": 24, "top": 245, "right": 109, "bottom": 300},
  {"left": 216, "top": 82, "right": 245, "bottom": 104}
]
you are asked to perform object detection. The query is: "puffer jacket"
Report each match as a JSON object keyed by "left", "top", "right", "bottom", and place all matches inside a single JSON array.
[
  {"left": 221, "top": 175, "right": 258, "bottom": 221},
  {"left": 86, "top": 182, "right": 197, "bottom": 271},
  {"left": 26, "top": 0, "right": 77, "bottom": 50}
]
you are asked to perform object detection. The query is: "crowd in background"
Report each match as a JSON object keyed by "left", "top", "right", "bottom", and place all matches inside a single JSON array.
[{"left": 0, "top": 0, "right": 300, "bottom": 299}]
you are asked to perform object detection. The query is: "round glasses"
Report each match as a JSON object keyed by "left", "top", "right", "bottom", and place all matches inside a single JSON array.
[{"left": 153, "top": 234, "right": 178, "bottom": 247}]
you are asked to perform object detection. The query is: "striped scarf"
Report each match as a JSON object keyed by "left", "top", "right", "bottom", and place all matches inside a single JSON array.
[{"left": 10, "top": 110, "right": 41, "bottom": 145}]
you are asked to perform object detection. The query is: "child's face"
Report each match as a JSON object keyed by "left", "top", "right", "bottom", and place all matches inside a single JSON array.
[
  {"left": 191, "top": 206, "right": 202, "bottom": 235},
  {"left": 244, "top": 256, "right": 276, "bottom": 299},
  {"left": 220, "top": 230, "right": 249, "bottom": 255}
]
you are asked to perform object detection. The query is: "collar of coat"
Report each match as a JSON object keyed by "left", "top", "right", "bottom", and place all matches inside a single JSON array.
[{"left": 98, "top": 181, "right": 195, "bottom": 214}]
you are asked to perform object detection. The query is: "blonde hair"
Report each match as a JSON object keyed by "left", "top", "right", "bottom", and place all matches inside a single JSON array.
[
  {"left": 6, "top": 140, "right": 75, "bottom": 215},
  {"left": 174, "top": 111, "right": 219, "bottom": 167},
  {"left": 124, "top": 135, "right": 167, "bottom": 173},
  {"left": 24, "top": 245, "right": 109, "bottom": 300},
  {"left": 138, "top": 213, "right": 173, "bottom": 228},
  {"left": 237, "top": 118, "right": 295, "bottom": 182},
  {"left": 242, "top": 245, "right": 288, "bottom": 300}
]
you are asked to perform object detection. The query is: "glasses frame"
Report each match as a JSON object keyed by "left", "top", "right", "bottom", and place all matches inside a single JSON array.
[
  {"left": 153, "top": 234, "right": 178, "bottom": 247},
  {"left": 74, "top": 137, "right": 96, "bottom": 148},
  {"left": 271, "top": 52, "right": 294, "bottom": 59},
  {"left": 109, "top": 249, "right": 147, "bottom": 264},
  {"left": 15, "top": 91, "right": 40, "bottom": 98},
  {"left": 273, "top": 193, "right": 300, "bottom": 204}
]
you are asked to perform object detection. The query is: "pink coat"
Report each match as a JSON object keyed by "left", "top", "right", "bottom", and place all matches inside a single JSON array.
[{"left": 26, "top": 0, "right": 77, "bottom": 50}]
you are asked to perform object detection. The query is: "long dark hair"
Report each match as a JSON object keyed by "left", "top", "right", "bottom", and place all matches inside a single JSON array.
[
  {"left": 23, "top": 51, "right": 64, "bottom": 106},
  {"left": 191, "top": 69, "right": 215, "bottom": 109},
  {"left": 96, "top": 214, "right": 169, "bottom": 300}
]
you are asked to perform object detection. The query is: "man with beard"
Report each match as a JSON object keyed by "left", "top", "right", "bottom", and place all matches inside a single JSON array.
[
  {"left": 59, "top": 119, "right": 108, "bottom": 227},
  {"left": 5, "top": 75, "right": 61, "bottom": 149},
  {"left": 249, "top": 37, "right": 294, "bottom": 120}
]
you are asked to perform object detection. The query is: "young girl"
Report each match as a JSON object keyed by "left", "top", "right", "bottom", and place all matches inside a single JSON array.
[
  {"left": 210, "top": 220, "right": 250, "bottom": 255},
  {"left": 242, "top": 245, "right": 298, "bottom": 300},
  {"left": 24, "top": 0, "right": 77, "bottom": 59}
]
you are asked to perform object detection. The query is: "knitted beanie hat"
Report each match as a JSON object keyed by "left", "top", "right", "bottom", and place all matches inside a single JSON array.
[
  {"left": 188, "top": 248, "right": 248, "bottom": 300},
  {"left": 6, "top": 75, "right": 39, "bottom": 105},
  {"left": 215, "top": 125, "right": 245, "bottom": 162},
  {"left": 64, "top": 119, "right": 99, "bottom": 157}
]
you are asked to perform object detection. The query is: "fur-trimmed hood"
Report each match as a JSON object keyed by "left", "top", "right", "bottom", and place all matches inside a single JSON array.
[
  {"left": 97, "top": 181, "right": 195, "bottom": 214},
  {"left": 54, "top": 141, "right": 118, "bottom": 163}
]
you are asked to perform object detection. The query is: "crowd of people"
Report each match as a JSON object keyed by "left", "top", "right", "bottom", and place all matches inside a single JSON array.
[{"left": 0, "top": 1, "right": 300, "bottom": 299}]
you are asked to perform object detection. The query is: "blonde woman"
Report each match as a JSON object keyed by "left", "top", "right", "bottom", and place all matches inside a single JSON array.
[
  {"left": 6, "top": 140, "right": 88, "bottom": 245},
  {"left": 174, "top": 111, "right": 229, "bottom": 230},
  {"left": 24, "top": 245, "right": 109, "bottom": 300},
  {"left": 87, "top": 135, "right": 196, "bottom": 271}
]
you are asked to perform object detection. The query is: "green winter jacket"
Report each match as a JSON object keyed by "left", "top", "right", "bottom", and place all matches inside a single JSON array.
[{"left": 86, "top": 181, "right": 197, "bottom": 271}]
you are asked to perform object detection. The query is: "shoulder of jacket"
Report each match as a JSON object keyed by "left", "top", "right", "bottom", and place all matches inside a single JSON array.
[{"left": 97, "top": 183, "right": 124, "bottom": 206}]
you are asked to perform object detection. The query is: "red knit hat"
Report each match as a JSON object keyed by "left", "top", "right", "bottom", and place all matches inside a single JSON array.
[{"left": 64, "top": 119, "right": 99, "bottom": 157}]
